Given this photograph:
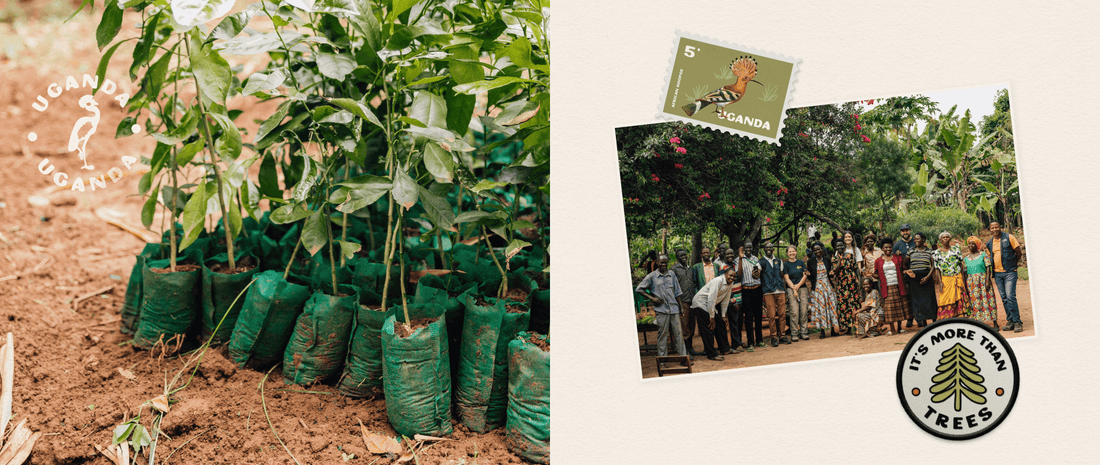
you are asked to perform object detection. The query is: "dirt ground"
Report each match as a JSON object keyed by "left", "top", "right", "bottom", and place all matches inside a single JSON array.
[
  {"left": 0, "top": 8, "right": 526, "bottom": 465},
  {"left": 640, "top": 281, "right": 1033, "bottom": 379}
]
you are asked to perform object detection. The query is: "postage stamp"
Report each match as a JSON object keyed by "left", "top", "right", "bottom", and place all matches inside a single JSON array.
[{"left": 656, "top": 31, "right": 800, "bottom": 144}]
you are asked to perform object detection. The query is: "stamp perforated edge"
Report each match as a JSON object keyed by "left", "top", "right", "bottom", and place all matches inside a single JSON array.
[{"left": 656, "top": 30, "right": 801, "bottom": 146}]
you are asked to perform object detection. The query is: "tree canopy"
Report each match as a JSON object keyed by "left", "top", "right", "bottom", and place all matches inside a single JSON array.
[{"left": 619, "top": 90, "right": 1022, "bottom": 257}]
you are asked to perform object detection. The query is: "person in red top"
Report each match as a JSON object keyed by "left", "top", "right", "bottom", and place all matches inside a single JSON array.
[{"left": 875, "top": 237, "right": 911, "bottom": 336}]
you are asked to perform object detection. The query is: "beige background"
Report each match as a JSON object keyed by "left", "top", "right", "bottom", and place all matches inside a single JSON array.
[{"left": 551, "top": 0, "right": 1100, "bottom": 463}]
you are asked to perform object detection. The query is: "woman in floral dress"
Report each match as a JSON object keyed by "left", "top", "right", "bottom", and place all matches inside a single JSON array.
[
  {"left": 933, "top": 232, "right": 972, "bottom": 319},
  {"left": 964, "top": 236, "right": 998, "bottom": 327},
  {"left": 806, "top": 242, "right": 841, "bottom": 338},
  {"left": 832, "top": 233, "right": 861, "bottom": 334}
]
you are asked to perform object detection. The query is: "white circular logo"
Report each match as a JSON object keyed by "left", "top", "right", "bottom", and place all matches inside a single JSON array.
[{"left": 896, "top": 318, "right": 1019, "bottom": 440}]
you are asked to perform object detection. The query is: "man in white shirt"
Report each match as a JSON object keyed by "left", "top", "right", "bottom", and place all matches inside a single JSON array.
[{"left": 690, "top": 266, "right": 738, "bottom": 361}]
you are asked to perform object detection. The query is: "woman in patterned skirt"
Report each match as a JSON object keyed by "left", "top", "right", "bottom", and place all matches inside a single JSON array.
[
  {"left": 964, "top": 236, "right": 998, "bottom": 327},
  {"left": 904, "top": 232, "right": 938, "bottom": 327},
  {"left": 853, "top": 277, "right": 884, "bottom": 338},
  {"left": 933, "top": 232, "right": 972, "bottom": 319},
  {"left": 875, "top": 237, "right": 911, "bottom": 335},
  {"left": 832, "top": 233, "right": 861, "bottom": 335},
  {"left": 806, "top": 241, "right": 842, "bottom": 338}
]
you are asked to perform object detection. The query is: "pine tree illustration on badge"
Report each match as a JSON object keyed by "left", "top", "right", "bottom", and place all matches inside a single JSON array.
[{"left": 929, "top": 343, "right": 987, "bottom": 412}]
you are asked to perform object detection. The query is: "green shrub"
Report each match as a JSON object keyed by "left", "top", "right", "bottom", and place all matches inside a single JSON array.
[
  {"left": 885, "top": 207, "right": 981, "bottom": 240},
  {"left": 1017, "top": 267, "right": 1028, "bottom": 281}
]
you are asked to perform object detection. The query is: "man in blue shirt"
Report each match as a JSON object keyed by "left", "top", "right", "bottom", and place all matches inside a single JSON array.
[
  {"left": 635, "top": 254, "right": 688, "bottom": 359},
  {"left": 760, "top": 242, "right": 790, "bottom": 346}
]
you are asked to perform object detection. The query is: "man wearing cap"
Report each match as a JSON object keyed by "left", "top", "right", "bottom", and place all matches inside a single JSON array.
[
  {"left": 986, "top": 221, "right": 1024, "bottom": 333},
  {"left": 635, "top": 254, "right": 689, "bottom": 361}
]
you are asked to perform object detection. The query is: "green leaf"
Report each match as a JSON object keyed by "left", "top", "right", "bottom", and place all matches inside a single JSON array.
[
  {"left": 405, "top": 75, "right": 449, "bottom": 89},
  {"left": 472, "top": 179, "right": 508, "bottom": 193},
  {"left": 386, "top": 0, "right": 418, "bottom": 22},
  {"left": 317, "top": 51, "right": 356, "bottom": 80},
  {"left": 454, "top": 163, "right": 481, "bottom": 194},
  {"left": 349, "top": 0, "right": 382, "bottom": 51},
  {"left": 209, "top": 112, "right": 242, "bottom": 159},
  {"left": 505, "top": 37, "right": 549, "bottom": 74},
  {"left": 189, "top": 35, "right": 232, "bottom": 107},
  {"left": 65, "top": 0, "right": 94, "bottom": 23},
  {"left": 493, "top": 99, "right": 531, "bottom": 126},
  {"left": 223, "top": 156, "right": 255, "bottom": 189},
  {"left": 391, "top": 169, "right": 418, "bottom": 210},
  {"left": 404, "top": 127, "right": 475, "bottom": 151},
  {"left": 226, "top": 193, "right": 242, "bottom": 239},
  {"left": 328, "top": 98, "right": 384, "bottom": 129},
  {"left": 180, "top": 182, "right": 213, "bottom": 251},
  {"left": 172, "top": 0, "right": 235, "bottom": 29},
  {"left": 214, "top": 32, "right": 287, "bottom": 55},
  {"left": 335, "top": 240, "right": 361, "bottom": 259},
  {"left": 112, "top": 422, "right": 136, "bottom": 447},
  {"left": 397, "top": 116, "right": 426, "bottom": 128},
  {"left": 444, "top": 89, "right": 476, "bottom": 136},
  {"left": 446, "top": 44, "right": 483, "bottom": 84},
  {"left": 301, "top": 210, "right": 328, "bottom": 256},
  {"left": 292, "top": 152, "right": 318, "bottom": 203},
  {"left": 129, "top": 424, "right": 151, "bottom": 449},
  {"left": 333, "top": 175, "right": 391, "bottom": 213},
  {"left": 417, "top": 184, "right": 456, "bottom": 232},
  {"left": 142, "top": 183, "right": 160, "bottom": 229},
  {"left": 160, "top": 185, "right": 188, "bottom": 217},
  {"left": 409, "top": 91, "right": 447, "bottom": 129},
  {"left": 96, "top": 0, "right": 124, "bottom": 50},
  {"left": 177, "top": 139, "right": 205, "bottom": 166},
  {"left": 270, "top": 202, "right": 311, "bottom": 224},
  {"left": 258, "top": 154, "right": 282, "bottom": 199},
  {"left": 94, "top": 40, "right": 129, "bottom": 96},
  {"left": 138, "top": 172, "right": 153, "bottom": 196},
  {"left": 422, "top": 143, "right": 454, "bottom": 183},
  {"left": 116, "top": 116, "right": 138, "bottom": 138},
  {"left": 454, "top": 210, "right": 506, "bottom": 225},
  {"left": 453, "top": 77, "right": 540, "bottom": 95},
  {"left": 255, "top": 101, "right": 290, "bottom": 144},
  {"left": 149, "top": 142, "right": 172, "bottom": 176},
  {"left": 129, "top": 12, "right": 161, "bottom": 81},
  {"left": 505, "top": 239, "right": 532, "bottom": 259},
  {"left": 242, "top": 70, "right": 286, "bottom": 96},
  {"left": 511, "top": 220, "right": 536, "bottom": 230},
  {"left": 209, "top": 4, "right": 258, "bottom": 41}
]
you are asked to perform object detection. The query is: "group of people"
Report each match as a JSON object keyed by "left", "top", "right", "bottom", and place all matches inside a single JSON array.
[{"left": 634, "top": 221, "right": 1024, "bottom": 365}]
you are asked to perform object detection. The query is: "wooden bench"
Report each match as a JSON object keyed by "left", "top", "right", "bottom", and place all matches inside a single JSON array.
[{"left": 656, "top": 355, "right": 692, "bottom": 377}]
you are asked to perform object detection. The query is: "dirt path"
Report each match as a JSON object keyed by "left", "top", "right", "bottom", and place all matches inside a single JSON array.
[
  {"left": 0, "top": 11, "right": 523, "bottom": 465},
  {"left": 640, "top": 280, "right": 1033, "bottom": 378}
]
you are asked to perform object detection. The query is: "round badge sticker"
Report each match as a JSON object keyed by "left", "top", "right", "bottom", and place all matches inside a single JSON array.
[{"left": 896, "top": 318, "right": 1019, "bottom": 440}]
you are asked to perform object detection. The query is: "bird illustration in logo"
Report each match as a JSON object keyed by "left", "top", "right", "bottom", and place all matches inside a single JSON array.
[
  {"left": 682, "top": 56, "right": 762, "bottom": 117},
  {"left": 69, "top": 94, "right": 100, "bottom": 170}
]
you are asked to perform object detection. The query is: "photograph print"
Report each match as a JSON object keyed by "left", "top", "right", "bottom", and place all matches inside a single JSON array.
[{"left": 619, "top": 85, "right": 1030, "bottom": 379}]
